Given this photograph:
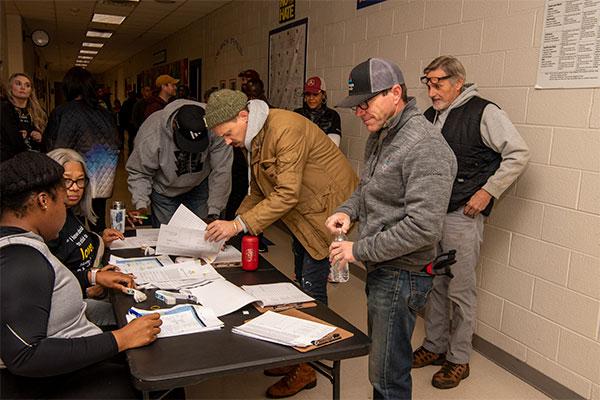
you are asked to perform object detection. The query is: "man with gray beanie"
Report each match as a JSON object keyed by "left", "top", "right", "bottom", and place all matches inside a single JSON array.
[
  {"left": 326, "top": 58, "right": 457, "bottom": 400},
  {"left": 203, "top": 89, "right": 358, "bottom": 398}
]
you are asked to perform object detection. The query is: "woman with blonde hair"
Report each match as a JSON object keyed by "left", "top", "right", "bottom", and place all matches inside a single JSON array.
[{"left": 4, "top": 72, "right": 47, "bottom": 153}]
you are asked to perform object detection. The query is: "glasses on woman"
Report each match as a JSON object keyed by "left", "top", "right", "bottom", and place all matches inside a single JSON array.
[
  {"left": 351, "top": 89, "right": 389, "bottom": 112},
  {"left": 64, "top": 178, "right": 87, "bottom": 189}
]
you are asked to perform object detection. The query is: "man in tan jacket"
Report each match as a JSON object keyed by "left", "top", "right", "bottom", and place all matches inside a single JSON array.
[{"left": 204, "top": 89, "right": 358, "bottom": 398}]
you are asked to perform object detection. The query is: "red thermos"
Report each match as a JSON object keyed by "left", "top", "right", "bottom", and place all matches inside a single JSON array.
[{"left": 241, "top": 235, "right": 259, "bottom": 271}]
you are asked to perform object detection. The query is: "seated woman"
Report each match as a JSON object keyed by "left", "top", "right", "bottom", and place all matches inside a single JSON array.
[
  {"left": 0, "top": 152, "right": 161, "bottom": 399},
  {"left": 47, "top": 148, "right": 127, "bottom": 326}
]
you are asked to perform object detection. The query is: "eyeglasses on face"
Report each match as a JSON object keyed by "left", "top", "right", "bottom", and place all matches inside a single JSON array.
[
  {"left": 420, "top": 75, "right": 452, "bottom": 88},
  {"left": 64, "top": 178, "right": 87, "bottom": 189},
  {"left": 351, "top": 89, "right": 389, "bottom": 112}
]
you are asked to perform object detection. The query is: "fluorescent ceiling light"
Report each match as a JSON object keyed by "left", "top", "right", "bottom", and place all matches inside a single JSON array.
[
  {"left": 92, "top": 13, "right": 126, "bottom": 25},
  {"left": 86, "top": 30, "right": 113, "bottom": 38},
  {"left": 80, "top": 49, "right": 98, "bottom": 55},
  {"left": 78, "top": 55, "right": 93, "bottom": 60},
  {"left": 82, "top": 42, "right": 104, "bottom": 48}
]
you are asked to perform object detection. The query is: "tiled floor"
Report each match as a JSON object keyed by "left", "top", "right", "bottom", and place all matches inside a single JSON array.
[{"left": 109, "top": 152, "right": 550, "bottom": 400}]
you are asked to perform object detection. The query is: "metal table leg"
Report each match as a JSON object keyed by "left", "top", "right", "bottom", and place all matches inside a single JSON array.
[{"left": 310, "top": 360, "right": 341, "bottom": 400}]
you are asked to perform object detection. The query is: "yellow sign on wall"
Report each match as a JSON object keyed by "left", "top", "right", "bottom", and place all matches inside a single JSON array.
[{"left": 279, "top": 0, "right": 295, "bottom": 23}]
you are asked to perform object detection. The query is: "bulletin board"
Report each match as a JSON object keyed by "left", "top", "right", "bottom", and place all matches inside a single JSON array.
[{"left": 268, "top": 18, "right": 308, "bottom": 110}]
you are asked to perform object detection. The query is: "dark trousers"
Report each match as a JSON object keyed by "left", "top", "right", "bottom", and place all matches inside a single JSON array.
[{"left": 291, "top": 237, "right": 330, "bottom": 305}]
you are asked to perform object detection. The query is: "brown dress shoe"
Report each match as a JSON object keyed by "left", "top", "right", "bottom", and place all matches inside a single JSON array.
[
  {"left": 432, "top": 361, "right": 470, "bottom": 389},
  {"left": 266, "top": 363, "right": 317, "bottom": 398},
  {"left": 412, "top": 346, "right": 446, "bottom": 368},
  {"left": 264, "top": 365, "right": 296, "bottom": 377}
]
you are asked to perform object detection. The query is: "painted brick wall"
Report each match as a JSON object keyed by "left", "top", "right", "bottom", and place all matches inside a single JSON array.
[{"left": 103, "top": 1, "right": 600, "bottom": 397}]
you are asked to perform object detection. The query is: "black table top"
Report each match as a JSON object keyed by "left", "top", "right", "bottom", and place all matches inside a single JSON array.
[{"left": 110, "top": 247, "right": 370, "bottom": 392}]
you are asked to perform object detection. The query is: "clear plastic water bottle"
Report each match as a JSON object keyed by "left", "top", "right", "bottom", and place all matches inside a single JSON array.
[{"left": 330, "top": 228, "right": 349, "bottom": 283}]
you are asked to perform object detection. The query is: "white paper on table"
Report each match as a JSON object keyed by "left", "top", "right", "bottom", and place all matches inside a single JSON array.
[
  {"left": 210, "top": 245, "right": 242, "bottom": 266},
  {"left": 133, "top": 261, "right": 223, "bottom": 286},
  {"left": 125, "top": 304, "right": 223, "bottom": 338},
  {"left": 108, "top": 255, "right": 173, "bottom": 275},
  {"left": 109, "top": 229, "right": 160, "bottom": 250},
  {"left": 183, "top": 279, "right": 258, "bottom": 317},
  {"left": 155, "top": 224, "right": 224, "bottom": 259},
  {"left": 231, "top": 311, "right": 336, "bottom": 347},
  {"left": 168, "top": 204, "right": 207, "bottom": 229},
  {"left": 241, "top": 283, "right": 314, "bottom": 307}
]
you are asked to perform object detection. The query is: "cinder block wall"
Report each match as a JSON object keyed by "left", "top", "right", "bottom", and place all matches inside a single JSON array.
[{"left": 103, "top": 1, "right": 600, "bottom": 397}]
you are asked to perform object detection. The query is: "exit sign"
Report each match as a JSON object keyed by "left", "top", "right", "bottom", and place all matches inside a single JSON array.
[{"left": 279, "top": 0, "right": 295, "bottom": 23}]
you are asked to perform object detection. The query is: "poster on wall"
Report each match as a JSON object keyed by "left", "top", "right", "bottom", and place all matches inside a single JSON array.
[
  {"left": 268, "top": 18, "right": 307, "bottom": 110},
  {"left": 357, "top": 0, "right": 386, "bottom": 10},
  {"left": 535, "top": 0, "right": 600, "bottom": 89}
]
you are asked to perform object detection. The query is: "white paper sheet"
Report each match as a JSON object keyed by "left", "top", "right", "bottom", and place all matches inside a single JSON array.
[
  {"left": 241, "top": 283, "right": 314, "bottom": 307},
  {"left": 210, "top": 245, "right": 242, "bottom": 265},
  {"left": 133, "top": 261, "right": 223, "bottom": 287},
  {"left": 232, "top": 311, "right": 335, "bottom": 347},
  {"left": 168, "top": 204, "right": 207, "bottom": 229},
  {"left": 108, "top": 255, "right": 173, "bottom": 275},
  {"left": 183, "top": 279, "right": 258, "bottom": 317},
  {"left": 109, "top": 229, "right": 160, "bottom": 250},
  {"left": 126, "top": 304, "right": 223, "bottom": 338},
  {"left": 155, "top": 224, "right": 224, "bottom": 259}
]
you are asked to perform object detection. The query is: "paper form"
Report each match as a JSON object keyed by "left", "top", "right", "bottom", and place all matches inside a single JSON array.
[
  {"left": 241, "top": 283, "right": 314, "bottom": 307},
  {"left": 126, "top": 304, "right": 223, "bottom": 338},
  {"left": 155, "top": 224, "right": 224, "bottom": 259},
  {"left": 232, "top": 311, "right": 336, "bottom": 347},
  {"left": 108, "top": 255, "right": 173, "bottom": 275},
  {"left": 184, "top": 279, "right": 258, "bottom": 317},
  {"left": 109, "top": 229, "right": 160, "bottom": 250}
]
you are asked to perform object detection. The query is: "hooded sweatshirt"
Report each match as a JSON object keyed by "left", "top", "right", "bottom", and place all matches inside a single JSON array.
[
  {"left": 127, "top": 99, "right": 233, "bottom": 215},
  {"left": 428, "top": 84, "right": 530, "bottom": 199}
]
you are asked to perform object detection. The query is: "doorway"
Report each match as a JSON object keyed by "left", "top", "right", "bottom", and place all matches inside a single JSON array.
[{"left": 189, "top": 58, "right": 202, "bottom": 101}]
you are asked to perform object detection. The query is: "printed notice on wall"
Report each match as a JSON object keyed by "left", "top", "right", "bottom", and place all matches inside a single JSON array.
[{"left": 535, "top": 0, "right": 600, "bottom": 89}]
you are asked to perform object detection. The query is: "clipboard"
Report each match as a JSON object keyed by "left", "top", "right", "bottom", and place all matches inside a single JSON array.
[
  {"left": 254, "top": 301, "right": 317, "bottom": 313},
  {"left": 280, "top": 309, "right": 354, "bottom": 352}
]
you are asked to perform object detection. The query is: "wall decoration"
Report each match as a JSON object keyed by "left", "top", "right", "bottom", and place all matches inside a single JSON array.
[
  {"left": 279, "top": 0, "right": 295, "bottom": 23},
  {"left": 137, "top": 58, "right": 189, "bottom": 91},
  {"left": 215, "top": 37, "right": 244, "bottom": 61},
  {"left": 219, "top": 80, "right": 226, "bottom": 89},
  {"left": 153, "top": 49, "right": 167, "bottom": 66},
  {"left": 535, "top": 0, "right": 600, "bottom": 89},
  {"left": 268, "top": 18, "right": 308, "bottom": 110},
  {"left": 357, "top": 0, "right": 385, "bottom": 9},
  {"left": 229, "top": 79, "right": 237, "bottom": 90}
]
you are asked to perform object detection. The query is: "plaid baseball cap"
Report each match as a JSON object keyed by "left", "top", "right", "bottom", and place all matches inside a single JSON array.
[
  {"left": 337, "top": 58, "right": 405, "bottom": 108},
  {"left": 173, "top": 104, "right": 209, "bottom": 153}
]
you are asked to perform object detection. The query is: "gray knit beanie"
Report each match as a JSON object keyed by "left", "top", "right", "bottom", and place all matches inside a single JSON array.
[{"left": 205, "top": 89, "right": 248, "bottom": 129}]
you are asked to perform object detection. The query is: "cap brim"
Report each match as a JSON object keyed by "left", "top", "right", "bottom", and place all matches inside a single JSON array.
[
  {"left": 174, "top": 129, "right": 209, "bottom": 153},
  {"left": 335, "top": 92, "right": 378, "bottom": 108}
]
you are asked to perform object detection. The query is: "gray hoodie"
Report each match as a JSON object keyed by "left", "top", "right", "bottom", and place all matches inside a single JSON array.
[
  {"left": 126, "top": 99, "right": 233, "bottom": 215},
  {"left": 429, "top": 84, "right": 529, "bottom": 199},
  {"left": 337, "top": 98, "right": 457, "bottom": 272}
]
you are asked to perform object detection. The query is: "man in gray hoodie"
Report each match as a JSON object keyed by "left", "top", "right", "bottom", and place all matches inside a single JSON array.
[
  {"left": 327, "top": 58, "right": 457, "bottom": 400},
  {"left": 127, "top": 99, "right": 233, "bottom": 227},
  {"left": 412, "top": 56, "right": 529, "bottom": 389}
]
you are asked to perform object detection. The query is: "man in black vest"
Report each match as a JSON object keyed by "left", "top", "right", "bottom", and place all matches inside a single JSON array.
[{"left": 412, "top": 56, "right": 530, "bottom": 389}]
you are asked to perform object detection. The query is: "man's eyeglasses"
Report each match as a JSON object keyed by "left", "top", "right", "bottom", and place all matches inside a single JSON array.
[
  {"left": 351, "top": 89, "right": 389, "bottom": 112},
  {"left": 420, "top": 75, "right": 452, "bottom": 88},
  {"left": 64, "top": 178, "right": 87, "bottom": 189}
]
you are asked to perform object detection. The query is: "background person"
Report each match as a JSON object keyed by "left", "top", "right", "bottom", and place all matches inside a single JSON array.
[
  {"left": 0, "top": 151, "right": 161, "bottom": 399},
  {"left": 327, "top": 58, "right": 456, "bottom": 400},
  {"left": 413, "top": 56, "right": 530, "bottom": 389},
  {"left": 294, "top": 76, "right": 341, "bottom": 147},
  {"left": 144, "top": 74, "right": 178, "bottom": 119}
]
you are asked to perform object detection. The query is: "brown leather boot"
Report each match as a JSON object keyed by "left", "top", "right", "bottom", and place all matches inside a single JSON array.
[
  {"left": 264, "top": 365, "right": 296, "bottom": 377},
  {"left": 266, "top": 363, "right": 317, "bottom": 398},
  {"left": 412, "top": 346, "right": 446, "bottom": 368},
  {"left": 432, "top": 361, "right": 470, "bottom": 389}
]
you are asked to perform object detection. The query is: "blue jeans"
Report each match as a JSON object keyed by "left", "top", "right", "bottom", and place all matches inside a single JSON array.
[
  {"left": 149, "top": 179, "right": 209, "bottom": 227},
  {"left": 291, "top": 237, "right": 329, "bottom": 305},
  {"left": 367, "top": 267, "right": 433, "bottom": 400}
]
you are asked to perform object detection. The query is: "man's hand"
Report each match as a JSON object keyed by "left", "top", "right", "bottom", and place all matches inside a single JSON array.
[
  {"left": 102, "top": 228, "right": 125, "bottom": 245},
  {"left": 127, "top": 208, "right": 148, "bottom": 227},
  {"left": 325, "top": 212, "right": 351, "bottom": 235},
  {"left": 205, "top": 219, "right": 239, "bottom": 242},
  {"left": 329, "top": 240, "right": 356, "bottom": 265},
  {"left": 463, "top": 189, "right": 492, "bottom": 218}
]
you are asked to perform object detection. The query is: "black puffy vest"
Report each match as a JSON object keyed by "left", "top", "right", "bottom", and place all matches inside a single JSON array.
[{"left": 424, "top": 96, "right": 501, "bottom": 216}]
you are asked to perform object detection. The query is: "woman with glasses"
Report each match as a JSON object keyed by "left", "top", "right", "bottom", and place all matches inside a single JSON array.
[
  {"left": 47, "top": 148, "right": 130, "bottom": 326},
  {"left": 294, "top": 76, "right": 342, "bottom": 147},
  {"left": 0, "top": 73, "right": 47, "bottom": 161}
]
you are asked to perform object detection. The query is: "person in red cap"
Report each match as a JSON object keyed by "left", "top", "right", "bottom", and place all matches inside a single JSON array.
[
  {"left": 294, "top": 76, "right": 341, "bottom": 147},
  {"left": 144, "top": 74, "right": 179, "bottom": 119}
]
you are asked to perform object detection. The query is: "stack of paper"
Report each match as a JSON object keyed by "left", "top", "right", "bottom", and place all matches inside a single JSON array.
[
  {"left": 109, "top": 228, "right": 160, "bottom": 250},
  {"left": 126, "top": 304, "right": 224, "bottom": 338},
  {"left": 109, "top": 254, "right": 173, "bottom": 275},
  {"left": 232, "top": 311, "right": 336, "bottom": 347},
  {"left": 132, "top": 261, "right": 224, "bottom": 290},
  {"left": 241, "top": 283, "right": 314, "bottom": 307}
]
